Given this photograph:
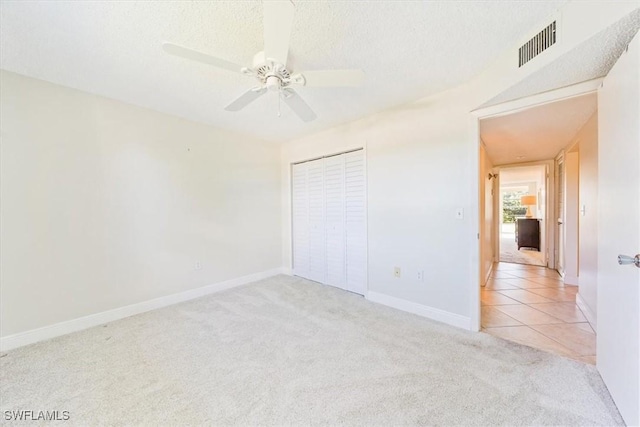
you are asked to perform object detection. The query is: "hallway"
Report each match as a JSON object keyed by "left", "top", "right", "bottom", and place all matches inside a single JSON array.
[
  {"left": 499, "top": 223, "right": 546, "bottom": 267},
  {"left": 481, "top": 262, "right": 596, "bottom": 364}
]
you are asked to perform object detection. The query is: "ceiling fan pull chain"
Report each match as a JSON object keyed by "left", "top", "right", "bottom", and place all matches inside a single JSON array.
[{"left": 278, "top": 91, "right": 281, "bottom": 117}]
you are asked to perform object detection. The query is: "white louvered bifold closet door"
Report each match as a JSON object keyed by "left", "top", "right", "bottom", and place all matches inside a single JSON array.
[
  {"left": 344, "top": 150, "right": 366, "bottom": 295},
  {"left": 292, "top": 163, "right": 310, "bottom": 279},
  {"left": 291, "top": 150, "right": 366, "bottom": 295},
  {"left": 324, "top": 155, "right": 347, "bottom": 290},
  {"left": 306, "top": 159, "right": 327, "bottom": 284}
]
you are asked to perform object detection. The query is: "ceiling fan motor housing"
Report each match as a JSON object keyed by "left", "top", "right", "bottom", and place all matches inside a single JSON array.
[
  {"left": 265, "top": 75, "right": 281, "bottom": 91},
  {"left": 252, "top": 51, "right": 293, "bottom": 90}
]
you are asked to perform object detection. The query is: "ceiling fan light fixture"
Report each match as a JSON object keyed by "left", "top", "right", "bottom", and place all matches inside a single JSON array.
[{"left": 265, "top": 75, "right": 281, "bottom": 91}]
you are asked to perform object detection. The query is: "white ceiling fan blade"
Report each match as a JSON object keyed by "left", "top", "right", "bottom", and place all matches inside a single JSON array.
[
  {"left": 282, "top": 88, "right": 317, "bottom": 122},
  {"left": 263, "top": 0, "right": 295, "bottom": 65},
  {"left": 294, "top": 70, "right": 366, "bottom": 87},
  {"left": 163, "top": 42, "right": 243, "bottom": 73},
  {"left": 224, "top": 88, "right": 267, "bottom": 111}
]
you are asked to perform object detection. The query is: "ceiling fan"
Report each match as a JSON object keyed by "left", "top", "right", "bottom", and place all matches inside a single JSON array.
[{"left": 162, "top": 1, "right": 365, "bottom": 122}]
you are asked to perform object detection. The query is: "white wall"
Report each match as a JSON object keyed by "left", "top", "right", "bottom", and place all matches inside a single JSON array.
[
  {"left": 0, "top": 71, "right": 282, "bottom": 338},
  {"left": 577, "top": 113, "right": 599, "bottom": 324},
  {"left": 281, "top": 86, "right": 477, "bottom": 322}
]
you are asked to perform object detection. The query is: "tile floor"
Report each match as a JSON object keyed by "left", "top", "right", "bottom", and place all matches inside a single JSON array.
[{"left": 481, "top": 262, "right": 596, "bottom": 365}]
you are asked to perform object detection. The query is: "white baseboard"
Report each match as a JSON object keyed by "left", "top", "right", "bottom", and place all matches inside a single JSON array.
[
  {"left": 367, "top": 291, "right": 471, "bottom": 330},
  {"left": 575, "top": 292, "right": 597, "bottom": 330},
  {"left": 0, "top": 268, "right": 284, "bottom": 352},
  {"left": 281, "top": 267, "right": 293, "bottom": 276}
]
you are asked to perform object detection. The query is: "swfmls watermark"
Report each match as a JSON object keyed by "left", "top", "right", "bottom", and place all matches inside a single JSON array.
[{"left": 4, "top": 410, "right": 70, "bottom": 422}]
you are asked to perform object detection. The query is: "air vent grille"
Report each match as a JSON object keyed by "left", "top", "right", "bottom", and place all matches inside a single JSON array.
[{"left": 519, "top": 21, "right": 556, "bottom": 67}]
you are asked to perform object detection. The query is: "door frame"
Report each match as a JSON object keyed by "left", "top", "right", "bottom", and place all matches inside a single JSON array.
[
  {"left": 555, "top": 152, "right": 565, "bottom": 277},
  {"left": 469, "top": 77, "right": 603, "bottom": 331},
  {"left": 494, "top": 161, "right": 552, "bottom": 268}
]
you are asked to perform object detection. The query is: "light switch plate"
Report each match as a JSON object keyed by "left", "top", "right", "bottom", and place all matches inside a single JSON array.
[{"left": 455, "top": 208, "right": 464, "bottom": 220}]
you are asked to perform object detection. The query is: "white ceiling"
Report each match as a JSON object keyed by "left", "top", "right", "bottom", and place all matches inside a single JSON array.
[
  {"left": 499, "top": 165, "right": 546, "bottom": 186},
  {"left": 482, "top": 8, "right": 640, "bottom": 107},
  {"left": 480, "top": 93, "right": 597, "bottom": 166},
  {"left": 0, "top": 0, "right": 567, "bottom": 142}
]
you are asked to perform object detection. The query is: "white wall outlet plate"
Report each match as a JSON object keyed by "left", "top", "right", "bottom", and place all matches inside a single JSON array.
[
  {"left": 417, "top": 270, "right": 424, "bottom": 281},
  {"left": 394, "top": 267, "right": 401, "bottom": 278}
]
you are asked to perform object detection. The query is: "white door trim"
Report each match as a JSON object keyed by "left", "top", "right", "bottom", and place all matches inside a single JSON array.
[
  {"left": 555, "top": 152, "right": 566, "bottom": 278},
  {"left": 472, "top": 78, "right": 603, "bottom": 119},
  {"left": 494, "top": 161, "right": 554, "bottom": 268}
]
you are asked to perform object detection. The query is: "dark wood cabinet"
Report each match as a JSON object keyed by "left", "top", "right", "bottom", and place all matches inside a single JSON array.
[{"left": 516, "top": 218, "right": 540, "bottom": 251}]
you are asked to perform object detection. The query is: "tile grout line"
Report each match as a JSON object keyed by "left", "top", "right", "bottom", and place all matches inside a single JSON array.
[
  {"left": 481, "top": 305, "right": 524, "bottom": 328},
  {"left": 495, "top": 301, "right": 567, "bottom": 325},
  {"left": 526, "top": 323, "right": 596, "bottom": 357},
  {"left": 482, "top": 324, "right": 579, "bottom": 358},
  {"left": 483, "top": 263, "right": 597, "bottom": 362}
]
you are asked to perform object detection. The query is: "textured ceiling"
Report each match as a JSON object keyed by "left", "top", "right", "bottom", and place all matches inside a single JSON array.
[
  {"left": 481, "top": 93, "right": 597, "bottom": 166},
  {"left": 482, "top": 8, "right": 640, "bottom": 108},
  {"left": 0, "top": 0, "right": 567, "bottom": 142}
]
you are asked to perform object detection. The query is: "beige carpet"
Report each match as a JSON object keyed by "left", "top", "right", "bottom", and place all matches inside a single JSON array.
[
  {"left": 0, "top": 275, "right": 622, "bottom": 425},
  {"left": 500, "top": 232, "right": 546, "bottom": 266}
]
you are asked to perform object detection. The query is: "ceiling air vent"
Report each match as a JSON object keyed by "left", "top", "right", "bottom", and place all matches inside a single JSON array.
[{"left": 519, "top": 21, "right": 556, "bottom": 67}]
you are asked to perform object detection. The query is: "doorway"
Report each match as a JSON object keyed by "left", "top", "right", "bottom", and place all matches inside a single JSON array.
[
  {"left": 476, "top": 91, "right": 598, "bottom": 365},
  {"left": 498, "top": 165, "right": 547, "bottom": 267}
]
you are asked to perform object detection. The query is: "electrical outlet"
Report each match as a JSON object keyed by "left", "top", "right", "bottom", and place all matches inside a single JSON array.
[
  {"left": 417, "top": 270, "right": 424, "bottom": 281},
  {"left": 394, "top": 267, "right": 401, "bottom": 278},
  {"left": 195, "top": 261, "right": 202, "bottom": 271}
]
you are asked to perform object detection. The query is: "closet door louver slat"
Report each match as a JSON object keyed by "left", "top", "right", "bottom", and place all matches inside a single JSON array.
[
  {"left": 307, "top": 159, "right": 327, "bottom": 284},
  {"left": 344, "top": 151, "right": 366, "bottom": 295},
  {"left": 292, "top": 162, "right": 310, "bottom": 278},
  {"left": 324, "top": 155, "right": 346, "bottom": 289}
]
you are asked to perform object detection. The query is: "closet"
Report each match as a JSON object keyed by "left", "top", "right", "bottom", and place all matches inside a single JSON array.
[{"left": 291, "top": 149, "right": 366, "bottom": 295}]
